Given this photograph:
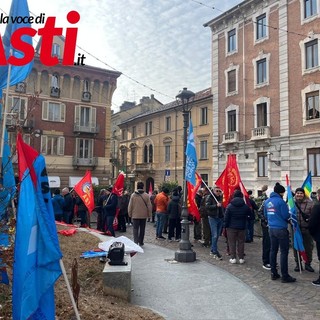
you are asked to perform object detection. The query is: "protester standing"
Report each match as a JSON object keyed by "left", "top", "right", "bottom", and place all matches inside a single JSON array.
[
  {"left": 128, "top": 182, "right": 152, "bottom": 246},
  {"left": 52, "top": 188, "right": 65, "bottom": 222},
  {"left": 96, "top": 189, "right": 106, "bottom": 231},
  {"left": 245, "top": 190, "right": 259, "bottom": 243},
  {"left": 293, "top": 187, "right": 314, "bottom": 272},
  {"left": 102, "top": 186, "right": 118, "bottom": 236},
  {"left": 167, "top": 190, "right": 182, "bottom": 242},
  {"left": 154, "top": 187, "right": 170, "bottom": 240},
  {"left": 75, "top": 195, "right": 88, "bottom": 228},
  {"left": 225, "top": 190, "right": 253, "bottom": 264},
  {"left": 264, "top": 182, "right": 296, "bottom": 283},
  {"left": 205, "top": 186, "right": 224, "bottom": 260},
  {"left": 199, "top": 187, "right": 211, "bottom": 248},
  {"left": 309, "top": 195, "right": 320, "bottom": 286},
  {"left": 62, "top": 187, "right": 74, "bottom": 224}
]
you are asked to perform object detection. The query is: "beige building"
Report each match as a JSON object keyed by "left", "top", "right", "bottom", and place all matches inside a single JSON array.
[
  {"left": 115, "top": 88, "right": 213, "bottom": 192},
  {"left": 204, "top": 0, "right": 320, "bottom": 194},
  {"left": 5, "top": 36, "right": 121, "bottom": 188}
]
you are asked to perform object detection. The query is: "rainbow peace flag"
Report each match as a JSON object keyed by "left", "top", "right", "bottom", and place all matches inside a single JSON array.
[{"left": 301, "top": 171, "right": 312, "bottom": 199}]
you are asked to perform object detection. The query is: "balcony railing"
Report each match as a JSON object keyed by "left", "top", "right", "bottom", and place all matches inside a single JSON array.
[
  {"left": 131, "top": 163, "right": 155, "bottom": 173},
  {"left": 251, "top": 126, "right": 270, "bottom": 141},
  {"left": 72, "top": 156, "right": 98, "bottom": 167},
  {"left": 222, "top": 131, "right": 239, "bottom": 144},
  {"left": 74, "top": 123, "right": 100, "bottom": 134}
]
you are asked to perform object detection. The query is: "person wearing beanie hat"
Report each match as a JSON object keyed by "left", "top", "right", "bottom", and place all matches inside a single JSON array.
[
  {"left": 264, "top": 183, "right": 296, "bottom": 283},
  {"left": 274, "top": 182, "right": 286, "bottom": 195},
  {"left": 294, "top": 187, "right": 314, "bottom": 272},
  {"left": 224, "top": 189, "right": 254, "bottom": 264}
]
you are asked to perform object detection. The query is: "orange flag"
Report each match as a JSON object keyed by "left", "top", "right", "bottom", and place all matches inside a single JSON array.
[
  {"left": 187, "top": 172, "right": 202, "bottom": 222},
  {"left": 74, "top": 170, "right": 95, "bottom": 214},
  {"left": 215, "top": 154, "right": 241, "bottom": 207}
]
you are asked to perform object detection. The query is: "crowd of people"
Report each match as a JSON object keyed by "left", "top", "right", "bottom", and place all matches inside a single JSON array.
[{"left": 52, "top": 181, "right": 320, "bottom": 287}]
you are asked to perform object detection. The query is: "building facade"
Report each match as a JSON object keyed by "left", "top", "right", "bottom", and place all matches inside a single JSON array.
[
  {"left": 204, "top": 0, "right": 320, "bottom": 194},
  {"left": 5, "top": 36, "right": 121, "bottom": 188},
  {"left": 115, "top": 88, "right": 213, "bottom": 192}
]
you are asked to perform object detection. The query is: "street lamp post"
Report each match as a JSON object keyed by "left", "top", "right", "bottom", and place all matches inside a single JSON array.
[{"left": 175, "top": 88, "right": 196, "bottom": 263}]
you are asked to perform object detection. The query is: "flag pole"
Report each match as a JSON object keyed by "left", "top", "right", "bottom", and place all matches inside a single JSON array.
[
  {"left": 0, "top": 50, "right": 13, "bottom": 163},
  {"left": 59, "top": 259, "right": 81, "bottom": 320},
  {"left": 201, "top": 179, "right": 219, "bottom": 204}
]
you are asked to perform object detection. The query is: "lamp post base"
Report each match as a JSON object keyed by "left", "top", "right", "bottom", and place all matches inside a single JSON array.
[{"left": 175, "top": 249, "right": 196, "bottom": 263}]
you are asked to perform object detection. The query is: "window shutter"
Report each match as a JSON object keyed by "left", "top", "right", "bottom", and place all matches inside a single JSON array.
[
  {"left": 91, "top": 107, "right": 96, "bottom": 126},
  {"left": 42, "top": 101, "right": 48, "bottom": 120},
  {"left": 60, "top": 103, "right": 66, "bottom": 122},
  {"left": 75, "top": 105, "right": 80, "bottom": 126},
  {"left": 40, "top": 136, "right": 47, "bottom": 154},
  {"left": 58, "top": 137, "right": 65, "bottom": 155}
]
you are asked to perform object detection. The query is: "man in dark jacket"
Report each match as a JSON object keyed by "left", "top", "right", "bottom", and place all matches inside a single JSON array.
[
  {"left": 309, "top": 198, "right": 320, "bottom": 286},
  {"left": 102, "top": 186, "right": 118, "bottom": 236},
  {"left": 62, "top": 187, "right": 74, "bottom": 224},
  {"left": 205, "top": 186, "right": 224, "bottom": 260},
  {"left": 225, "top": 189, "right": 253, "bottom": 264},
  {"left": 264, "top": 182, "right": 296, "bottom": 283},
  {"left": 167, "top": 190, "right": 182, "bottom": 242}
]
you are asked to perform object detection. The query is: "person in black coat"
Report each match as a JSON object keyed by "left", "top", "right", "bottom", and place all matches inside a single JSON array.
[
  {"left": 224, "top": 189, "right": 253, "bottom": 264},
  {"left": 102, "top": 186, "right": 118, "bottom": 236},
  {"left": 309, "top": 201, "right": 320, "bottom": 286},
  {"left": 167, "top": 191, "right": 182, "bottom": 241}
]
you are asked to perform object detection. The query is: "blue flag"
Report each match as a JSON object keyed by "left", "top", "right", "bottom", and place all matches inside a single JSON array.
[
  {"left": 185, "top": 119, "right": 197, "bottom": 186},
  {"left": 13, "top": 134, "right": 62, "bottom": 320},
  {"left": 0, "top": 0, "right": 34, "bottom": 94}
]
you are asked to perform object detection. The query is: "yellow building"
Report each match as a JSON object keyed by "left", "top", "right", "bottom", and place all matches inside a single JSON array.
[{"left": 115, "top": 88, "right": 213, "bottom": 192}]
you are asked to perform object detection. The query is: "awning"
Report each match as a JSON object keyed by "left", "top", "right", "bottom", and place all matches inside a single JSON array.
[
  {"left": 48, "top": 176, "right": 61, "bottom": 188},
  {"left": 69, "top": 176, "right": 99, "bottom": 187}
]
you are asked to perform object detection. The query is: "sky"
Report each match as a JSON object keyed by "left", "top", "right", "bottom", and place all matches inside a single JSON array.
[{"left": 1, "top": 0, "right": 243, "bottom": 111}]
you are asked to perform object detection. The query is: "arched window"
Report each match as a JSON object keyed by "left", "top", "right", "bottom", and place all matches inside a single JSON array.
[{"left": 144, "top": 145, "right": 148, "bottom": 163}]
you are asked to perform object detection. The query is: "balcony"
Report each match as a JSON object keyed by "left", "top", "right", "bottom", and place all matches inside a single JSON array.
[
  {"left": 22, "top": 119, "right": 34, "bottom": 130},
  {"left": 74, "top": 122, "right": 100, "bottom": 134},
  {"left": 72, "top": 156, "right": 98, "bottom": 168},
  {"left": 222, "top": 131, "right": 239, "bottom": 144},
  {"left": 133, "top": 163, "right": 155, "bottom": 173},
  {"left": 251, "top": 126, "right": 271, "bottom": 141},
  {"left": 15, "top": 82, "right": 26, "bottom": 93},
  {"left": 50, "top": 87, "right": 60, "bottom": 98}
]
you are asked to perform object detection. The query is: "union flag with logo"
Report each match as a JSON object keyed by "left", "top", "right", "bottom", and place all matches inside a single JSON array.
[
  {"left": 215, "top": 154, "right": 243, "bottom": 207},
  {"left": 74, "top": 170, "right": 95, "bottom": 214}
]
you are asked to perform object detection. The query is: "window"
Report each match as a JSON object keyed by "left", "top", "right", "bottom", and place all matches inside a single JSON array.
[
  {"left": 51, "top": 74, "right": 59, "bottom": 89},
  {"left": 200, "top": 140, "right": 207, "bottom": 160},
  {"left": 201, "top": 174, "right": 208, "bottom": 187},
  {"left": 83, "top": 79, "right": 90, "bottom": 92},
  {"left": 200, "top": 107, "right": 208, "bottom": 125},
  {"left": 122, "top": 129, "right": 127, "bottom": 140},
  {"left": 120, "top": 148, "right": 126, "bottom": 166},
  {"left": 143, "top": 144, "right": 153, "bottom": 163},
  {"left": 304, "top": 0, "right": 317, "bottom": 19},
  {"left": 258, "top": 153, "right": 268, "bottom": 177},
  {"left": 145, "top": 121, "right": 152, "bottom": 135},
  {"left": 52, "top": 43, "right": 60, "bottom": 58},
  {"left": 256, "top": 103, "right": 268, "bottom": 127},
  {"left": 227, "top": 70, "right": 236, "bottom": 93},
  {"left": 257, "top": 58, "right": 267, "bottom": 84},
  {"left": 131, "top": 148, "right": 136, "bottom": 165},
  {"left": 76, "top": 138, "right": 93, "bottom": 159},
  {"left": 132, "top": 126, "right": 136, "bottom": 138},
  {"left": 74, "top": 105, "right": 96, "bottom": 130},
  {"left": 42, "top": 101, "right": 65, "bottom": 122},
  {"left": 256, "top": 13, "right": 267, "bottom": 40},
  {"left": 307, "top": 148, "right": 320, "bottom": 176},
  {"left": 228, "top": 29, "right": 236, "bottom": 53},
  {"left": 306, "top": 91, "right": 320, "bottom": 120},
  {"left": 305, "top": 40, "right": 318, "bottom": 69},
  {"left": 227, "top": 110, "right": 236, "bottom": 132},
  {"left": 165, "top": 145, "right": 171, "bottom": 162},
  {"left": 165, "top": 116, "right": 171, "bottom": 131},
  {"left": 41, "top": 135, "right": 65, "bottom": 155},
  {"left": 10, "top": 96, "right": 27, "bottom": 120}
]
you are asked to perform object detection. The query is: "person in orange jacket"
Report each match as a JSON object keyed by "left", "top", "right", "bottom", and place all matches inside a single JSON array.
[{"left": 154, "top": 186, "right": 170, "bottom": 240}]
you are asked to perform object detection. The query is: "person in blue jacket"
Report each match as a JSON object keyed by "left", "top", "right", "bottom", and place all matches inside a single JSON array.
[
  {"left": 264, "top": 182, "right": 296, "bottom": 283},
  {"left": 52, "top": 188, "right": 65, "bottom": 222}
]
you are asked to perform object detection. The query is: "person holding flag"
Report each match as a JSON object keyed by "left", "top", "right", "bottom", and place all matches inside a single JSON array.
[
  {"left": 264, "top": 182, "right": 296, "bottom": 283},
  {"left": 102, "top": 186, "right": 118, "bottom": 236},
  {"left": 293, "top": 187, "right": 314, "bottom": 272}
]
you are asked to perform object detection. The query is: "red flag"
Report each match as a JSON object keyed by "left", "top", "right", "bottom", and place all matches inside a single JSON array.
[
  {"left": 215, "top": 154, "right": 241, "bottom": 207},
  {"left": 187, "top": 172, "right": 202, "bottom": 222},
  {"left": 239, "top": 180, "right": 252, "bottom": 209},
  {"left": 74, "top": 171, "right": 95, "bottom": 214},
  {"left": 112, "top": 171, "right": 125, "bottom": 196},
  {"left": 148, "top": 183, "right": 153, "bottom": 197}
]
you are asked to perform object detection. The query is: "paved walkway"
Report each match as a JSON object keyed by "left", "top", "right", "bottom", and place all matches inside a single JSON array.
[{"left": 131, "top": 243, "right": 282, "bottom": 320}]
